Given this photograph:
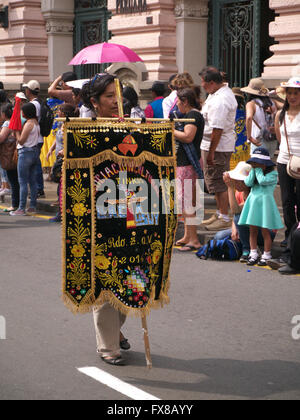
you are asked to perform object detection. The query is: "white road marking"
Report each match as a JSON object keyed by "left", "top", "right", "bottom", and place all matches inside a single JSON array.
[{"left": 77, "top": 367, "right": 160, "bottom": 400}]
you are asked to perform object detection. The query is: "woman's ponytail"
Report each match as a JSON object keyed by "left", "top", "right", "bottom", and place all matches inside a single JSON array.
[{"left": 279, "top": 99, "right": 289, "bottom": 126}]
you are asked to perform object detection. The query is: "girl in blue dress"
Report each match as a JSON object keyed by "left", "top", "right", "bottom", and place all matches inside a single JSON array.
[{"left": 239, "top": 147, "right": 284, "bottom": 266}]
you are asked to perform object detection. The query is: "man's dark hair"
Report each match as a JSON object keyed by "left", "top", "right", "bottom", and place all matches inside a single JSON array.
[
  {"left": 72, "top": 87, "right": 81, "bottom": 97},
  {"left": 62, "top": 72, "right": 78, "bottom": 83},
  {"left": 199, "top": 67, "right": 223, "bottom": 84},
  {"left": 0, "top": 81, "right": 4, "bottom": 90},
  {"left": 59, "top": 103, "right": 76, "bottom": 118},
  {"left": 151, "top": 81, "right": 165, "bottom": 97}
]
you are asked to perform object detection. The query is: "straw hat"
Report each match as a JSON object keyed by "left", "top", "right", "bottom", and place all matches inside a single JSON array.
[
  {"left": 280, "top": 76, "right": 300, "bottom": 89},
  {"left": 228, "top": 161, "right": 252, "bottom": 181},
  {"left": 269, "top": 87, "right": 286, "bottom": 103},
  {"left": 232, "top": 87, "right": 245, "bottom": 98},
  {"left": 241, "top": 78, "right": 269, "bottom": 97}
]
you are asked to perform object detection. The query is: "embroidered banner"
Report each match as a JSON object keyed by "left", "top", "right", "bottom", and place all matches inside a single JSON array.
[
  {"left": 62, "top": 121, "right": 177, "bottom": 316},
  {"left": 230, "top": 108, "right": 250, "bottom": 171}
]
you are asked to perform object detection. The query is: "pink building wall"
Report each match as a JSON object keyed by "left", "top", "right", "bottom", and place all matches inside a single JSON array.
[
  {"left": 107, "top": 0, "right": 177, "bottom": 81},
  {"left": 0, "top": 0, "right": 299, "bottom": 91},
  {"left": 0, "top": 0, "right": 49, "bottom": 89}
]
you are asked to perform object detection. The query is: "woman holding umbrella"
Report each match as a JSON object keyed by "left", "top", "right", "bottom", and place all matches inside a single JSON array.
[{"left": 81, "top": 73, "right": 129, "bottom": 366}]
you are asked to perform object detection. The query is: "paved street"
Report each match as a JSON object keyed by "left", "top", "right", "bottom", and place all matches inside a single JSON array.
[{"left": 1, "top": 212, "right": 300, "bottom": 401}]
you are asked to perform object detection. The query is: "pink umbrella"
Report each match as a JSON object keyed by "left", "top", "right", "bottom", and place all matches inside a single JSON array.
[{"left": 69, "top": 42, "right": 143, "bottom": 66}]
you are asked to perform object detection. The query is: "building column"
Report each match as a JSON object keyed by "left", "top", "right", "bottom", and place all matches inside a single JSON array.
[
  {"left": 174, "top": 0, "right": 209, "bottom": 85},
  {"left": 41, "top": 0, "right": 74, "bottom": 82},
  {"left": 262, "top": 0, "right": 300, "bottom": 86}
]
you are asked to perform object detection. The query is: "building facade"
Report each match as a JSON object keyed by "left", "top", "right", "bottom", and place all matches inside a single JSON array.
[{"left": 0, "top": 0, "right": 300, "bottom": 94}]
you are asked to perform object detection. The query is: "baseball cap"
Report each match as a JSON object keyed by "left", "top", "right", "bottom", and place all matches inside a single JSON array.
[
  {"left": 22, "top": 80, "right": 40, "bottom": 92},
  {"left": 15, "top": 92, "right": 27, "bottom": 100}
]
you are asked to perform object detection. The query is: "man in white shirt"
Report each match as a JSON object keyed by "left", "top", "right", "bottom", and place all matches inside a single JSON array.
[
  {"left": 22, "top": 80, "right": 45, "bottom": 197},
  {"left": 199, "top": 67, "right": 238, "bottom": 231},
  {"left": 162, "top": 74, "right": 178, "bottom": 119}
]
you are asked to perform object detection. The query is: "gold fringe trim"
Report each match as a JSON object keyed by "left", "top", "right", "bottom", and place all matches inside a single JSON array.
[
  {"left": 61, "top": 286, "right": 170, "bottom": 318},
  {"left": 65, "top": 150, "right": 176, "bottom": 170}
]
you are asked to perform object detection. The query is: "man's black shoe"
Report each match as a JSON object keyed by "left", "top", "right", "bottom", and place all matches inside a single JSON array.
[{"left": 278, "top": 265, "right": 299, "bottom": 275}]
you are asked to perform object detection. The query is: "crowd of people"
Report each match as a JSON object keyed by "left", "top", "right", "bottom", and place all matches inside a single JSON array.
[
  {"left": 1, "top": 68, "right": 300, "bottom": 367},
  {"left": 0, "top": 69, "right": 300, "bottom": 276}
]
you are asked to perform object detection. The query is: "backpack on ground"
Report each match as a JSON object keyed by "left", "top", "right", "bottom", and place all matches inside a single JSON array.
[{"left": 196, "top": 236, "right": 242, "bottom": 261}]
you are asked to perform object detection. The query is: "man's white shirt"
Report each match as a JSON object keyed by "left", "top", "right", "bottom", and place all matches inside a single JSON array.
[{"left": 201, "top": 85, "right": 237, "bottom": 153}]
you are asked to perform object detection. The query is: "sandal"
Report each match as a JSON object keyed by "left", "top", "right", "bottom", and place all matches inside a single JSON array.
[
  {"left": 101, "top": 355, "right": 125, "bottom": 366},
  {"left": 175, "top": 240, "right": 187, "bottom": 247},
  {"left": 178, "top": 245, "right": 200, "bottom": 252}
]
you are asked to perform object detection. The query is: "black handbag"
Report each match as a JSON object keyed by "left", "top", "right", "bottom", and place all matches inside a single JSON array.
[{"left": 51, "top": 157, "right": 63, "bottom": 183}]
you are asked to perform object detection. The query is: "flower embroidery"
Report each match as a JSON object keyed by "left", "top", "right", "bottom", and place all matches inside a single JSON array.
[
  {"left": 73, "top": 203, "right": 87, "bottom": 217},
  {"left": 71, "top": 244, "right": 85, "bottom": 258},
  {"left": 95, "top": 255, "right": 111, "bottom": 270}
]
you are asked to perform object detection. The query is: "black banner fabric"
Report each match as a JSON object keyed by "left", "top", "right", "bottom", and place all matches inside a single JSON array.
[{"left": 62, "top": 121, "right": 177, "bottom": 316}]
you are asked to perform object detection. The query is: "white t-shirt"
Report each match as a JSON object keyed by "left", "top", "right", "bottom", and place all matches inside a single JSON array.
[
  {"left": 201, "top": 85, "right": 238, "bottom": 152},
  {"left": 277, "top": 112, "right": 300, "bottom": 165},
  {"left": 163, "top": 90, "right": 177, "bottom": 119},
  {"left": 80, "top": 105, "right": 96, "bottom": 118},
  {"left": 31, "top": 99, "right": 44, "bottom": 144}
]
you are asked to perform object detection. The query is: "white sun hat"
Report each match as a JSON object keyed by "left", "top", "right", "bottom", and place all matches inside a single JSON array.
[
  {"left": 228, "top": 161, "right": 252, "bottom": 181},
  {"left": 280, "top": 76, "right": 300, "bottom": 89},
  {"left": 66, "top": 78, "right": 90, "bottom": 89}
]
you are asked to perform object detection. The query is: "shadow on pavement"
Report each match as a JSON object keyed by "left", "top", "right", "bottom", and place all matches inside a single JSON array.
[{"left": 125, "top": 351, "right": 300, "bottom": 399}]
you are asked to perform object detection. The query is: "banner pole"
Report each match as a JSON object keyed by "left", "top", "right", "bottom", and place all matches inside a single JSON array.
[
  {"left": 141, "top": 316, "right": 152, "bottom": 369},
  {"left": 114, "top": 78, "right": 124, "bottom": 119}
]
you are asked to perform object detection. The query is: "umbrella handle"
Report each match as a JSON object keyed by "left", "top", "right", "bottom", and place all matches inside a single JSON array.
[{"left": 115, "top": 79, "right": 124, "bottom": 119}]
